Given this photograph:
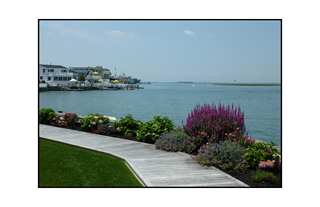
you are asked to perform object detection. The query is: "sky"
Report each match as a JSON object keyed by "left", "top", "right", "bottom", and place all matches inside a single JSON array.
[{"left": 39, "top": 20, "right": 281, "bottom": 83}]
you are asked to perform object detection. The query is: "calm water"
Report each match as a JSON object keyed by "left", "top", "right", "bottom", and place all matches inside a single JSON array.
[{"left": 39, "top": 83, "right": 281, "bottom": 146}]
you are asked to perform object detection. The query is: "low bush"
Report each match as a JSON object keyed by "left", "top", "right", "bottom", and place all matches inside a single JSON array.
[
  {"left": 244, "top": 141, "right": 281, "bottom": 169},
  {"left": 39, "top": 108, "right": 56, "bottom": 124},
  {"left": 224, "top": 131, "right": 255, "bottom": 148},
  {"left": 193, "top": 140, "right": 249, "bottom": 171},
  {"left": 252, "top": 169, "right": 277, "bottom": 182},
  {"left": 63, "top": 113, "right": 79, "bottom": 128},
  {"left": 183, "top": 103, "right": 246, "bottom": 146},
  {"left": 155, "top": 130, "right": 195, "bottom": 153},
  {"left": 94, "top": 123, "right": 116, "bottom": 135},
  {"left": 112, "top": 114, "right": 142, "bottom": 135},
  {"left": 136, "top": 116, "right": 175, "bottom": 143},
  {"left": 80, "top": 113, "right": 110, "bottom": 132}
]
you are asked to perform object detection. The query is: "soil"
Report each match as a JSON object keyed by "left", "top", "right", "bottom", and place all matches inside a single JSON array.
[{"left": 42, "top": 122, "right": 282, "bottom": 187}]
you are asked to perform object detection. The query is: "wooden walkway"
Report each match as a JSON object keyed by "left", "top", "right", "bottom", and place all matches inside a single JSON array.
[{"left": 39, "top": 124, "right": 249, "bottom": 187}]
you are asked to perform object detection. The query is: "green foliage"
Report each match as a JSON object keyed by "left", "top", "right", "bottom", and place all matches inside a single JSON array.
[
  {"left": 63, "top": 113, "right": 79, "bottom": 128},
  {"left": 244, "top": 141, "right": 281, "bottom": 169},
  {"left": 78, "top": 74, "right": 86, "bottom": 82},
  {"left": 252, "top": 169, "right": 277, "bottom": 182},
  {"left": 136, "top": 116, "right": 175, "bottom": 143},
  {"left": 113, "top": 114, "right": 142, "bottom": 135},
  {"left": 80, "top": 113, "right": 110, "bottom": 132},
  {"left": 39, "top": 108, "right": 56, "bottom": 124}
]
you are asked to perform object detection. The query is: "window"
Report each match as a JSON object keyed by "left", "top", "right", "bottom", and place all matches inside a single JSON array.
[
  {"left": 54, "top": 77, "right": 58, "bottom": 81},
  {"left": 59, "top": 77, "right": 62, "bottom": 81},
  {"left": 48, "top": 69, "right": 54, "bottom": 72},
  {"left": 61, "top": 70, "right": 67, "bottom": 73},
  {"left": 63, "top": 77, "right": 67, "bottom": 81},
  {"left": 43, "top": 69, "right": 45, "bottom": 73},
  {"left": 48, "top": 77, "right": 51, "bottom": 81},
  {"left": 40, "top": 76, "right": 43, "bottom": 79},
  {"left": 68, "top": 77, "right": 71, "bottom": 81}
]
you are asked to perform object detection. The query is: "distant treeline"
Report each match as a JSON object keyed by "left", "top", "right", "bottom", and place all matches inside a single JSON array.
[{"left": 212, "top": 83, "right": 281, "bottom": 86}]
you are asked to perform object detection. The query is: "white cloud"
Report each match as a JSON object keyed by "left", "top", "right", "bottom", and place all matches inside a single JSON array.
[
  {"left": 47, "top": 32, "right": 54, "bottom": 36},
  {"left": 104, "top": 30, "right": 135, "bottom": 37},
  {"left": 207, "top": 34, "right": 215, "bottom": 38},
  {"left": 45, "top": 23, "right": 90, "bottom": 39},
  {"left": 184, "top": 30, "right": 196, "bottom": 36}
]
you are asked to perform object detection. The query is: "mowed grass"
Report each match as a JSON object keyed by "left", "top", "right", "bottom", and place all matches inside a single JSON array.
[
  {"left": 212, "top": 83, "right": 281, "bottom": 86},
  {"left": 39, "top": 138, "right": 143, "bottom": 187}
]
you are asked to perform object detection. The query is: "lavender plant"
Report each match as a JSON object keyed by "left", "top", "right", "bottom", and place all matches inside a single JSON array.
[
  {"left": 183, "top": 103, "right": 246, "bottom": 144},
  {"left": 155, "top": 130, "right": 195, "bottom": 153},
  {"left": 193, "top": 140, "right": 249, "bottom": 171}
]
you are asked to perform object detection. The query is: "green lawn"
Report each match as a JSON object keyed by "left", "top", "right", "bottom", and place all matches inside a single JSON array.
[
  {"left": 212, "top": 83, "right": 281, "bottom": 86},
  {"left": 39, "top": 138, "right": 144, "bottom": 187}
]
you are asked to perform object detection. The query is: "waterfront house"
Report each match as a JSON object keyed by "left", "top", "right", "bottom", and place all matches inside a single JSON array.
[
  {"left": 70, "top": 66, "right": 111, "bottom": 83},
  {"left": 39, "top": 64, "right": 74, "bottom": 86}
]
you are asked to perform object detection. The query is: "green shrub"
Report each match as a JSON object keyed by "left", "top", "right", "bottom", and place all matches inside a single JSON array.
[
  {"left": 80, "top": 113, "right": 110, "bottom": 132},
  {"left": 63, "top": 113, "right": 79, "bottom": 128},
  {"left": 244, "top": 141, "right": 281, "bottom": 169},
  {"left": 136, "top": 116, "right": 175, "bottom": 143},
  {"left": 39, "top": 108, "right": 56, "bottom": 124},
  {"left": 193, "top": 140, "right": 249, "bottom": 171},
  {"left": 112, "top": 114, "right": 142, "bottom": 135},
  {"left": 252, "top": 169, "right": 277, "bottom": 182},
  {"left": 155, "top": 130, "right": 195, "bottom": 153}
]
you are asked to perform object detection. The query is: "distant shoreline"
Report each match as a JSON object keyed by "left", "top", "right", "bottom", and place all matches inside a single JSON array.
[{"left": 212, "top": 83, "right": 281, "bottom": 86}]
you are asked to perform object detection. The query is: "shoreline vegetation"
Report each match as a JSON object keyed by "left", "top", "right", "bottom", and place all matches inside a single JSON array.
[
  {"left": 39, "top": 106, "right": 281, "bottom": 187},
  {"left": 212, "top": 83, "right": 281, "bottom": 86}
]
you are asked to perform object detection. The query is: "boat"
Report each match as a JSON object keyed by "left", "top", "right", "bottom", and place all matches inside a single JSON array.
[{"left": 192, "top": 84, "right": 196, "bottom": 86}]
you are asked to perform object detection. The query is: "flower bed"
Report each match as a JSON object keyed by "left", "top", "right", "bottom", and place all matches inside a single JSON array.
[{"left": 39, "top": 105, "right": 281, "bottom": 187}]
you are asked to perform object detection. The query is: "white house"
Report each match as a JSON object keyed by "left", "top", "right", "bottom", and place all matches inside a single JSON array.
[
  {"left": 39, "top": 64, "right": 74, "bottom": 86},
  {"left": 70, "top": 66, "right": 111, "bottom": 84}
]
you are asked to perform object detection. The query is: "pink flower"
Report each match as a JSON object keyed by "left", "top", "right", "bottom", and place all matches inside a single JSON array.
[
  {"left": 116, "top": 127, "right": 120, "bottom": 131},
  {"left": 225, "top": 133, "right": 228, "bottom": 135},
  {"left": 137, "top": 122, "right": 141, "bottom": 125},
  {"left": 101, "top": 116, "right": 104, "bottom": 118},
  {"left": 229, "top": 133, "right": 232, "bottom": 135},
  {"left": 92, "top": 122, "right": 96, "bottom": 125},
  {"left": 94, "top": 116, "right": 99, "bottom": 119},
  {"left": 201, "top": 131, "right": 205, "bottom": 135},
  {"left": 236, "top": 127, "right": 240, "bottom": 130},
  {"left": 99, "top": 119, "right": 103, "bottom": 124}
]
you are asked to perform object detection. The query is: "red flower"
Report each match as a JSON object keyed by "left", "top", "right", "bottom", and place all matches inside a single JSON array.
[
  {"left": 67, "top": 114, "right": 69, "bottom": 117},
  {"left": 94, "top": 130, "right": 97, "bottom": 133}
]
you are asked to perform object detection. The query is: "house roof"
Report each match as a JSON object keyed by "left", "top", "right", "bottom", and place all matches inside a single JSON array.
[
  {"left": 71, "top": 69, "right": 87, "bottom": 73},
  {"left": 40, "top": 64, "right": 68, "bottom": 69},
  {"left": 70, "top": 66, "right": 110, "bottom": 71}
]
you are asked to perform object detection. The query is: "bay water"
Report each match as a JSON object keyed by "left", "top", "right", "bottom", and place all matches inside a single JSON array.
[{"left": 39, "top": 83, "right": 281, "bottom": 146}]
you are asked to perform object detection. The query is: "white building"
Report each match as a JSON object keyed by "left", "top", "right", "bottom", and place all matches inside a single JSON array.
[
  {"left": 70, "top": 66, "right": 111, "bottom": 84},
  {"left": 39, "top": 64, "right": 74, "bottom": 86}
]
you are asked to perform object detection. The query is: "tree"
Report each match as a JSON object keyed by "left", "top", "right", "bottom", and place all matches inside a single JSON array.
[{"left": 78, "top": 75, "right": 86, "bottom": 81}]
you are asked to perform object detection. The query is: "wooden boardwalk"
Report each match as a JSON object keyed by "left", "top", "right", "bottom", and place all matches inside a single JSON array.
[{"left": 39, "top": 124, "right": 248, "bottom": 187}]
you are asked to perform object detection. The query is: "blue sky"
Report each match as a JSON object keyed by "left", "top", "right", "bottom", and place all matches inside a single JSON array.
[{"left": 40, "top": 20, "right": 281, "bottom": 83}]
